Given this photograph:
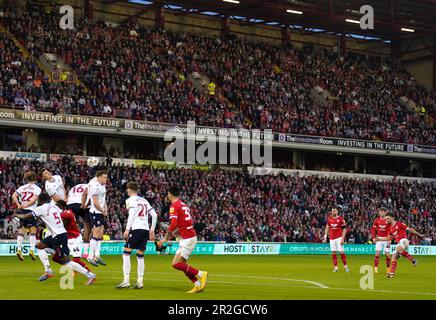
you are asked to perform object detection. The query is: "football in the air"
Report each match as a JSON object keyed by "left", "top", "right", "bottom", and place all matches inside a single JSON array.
[{"left": 87, "top": 156, "right": 99, "bottom": 168}]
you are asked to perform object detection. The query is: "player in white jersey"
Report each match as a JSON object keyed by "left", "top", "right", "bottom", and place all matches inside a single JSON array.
[
  {"left": 37, "top": 168, "right": 67, "bottom": 277},
  {"left": 87, "top": 170, "right": 108, "bottom": 267},
  {"left": 80, "top": 177, "right": 98, "bottom": 258},
  {"left": 11, "top": 172, "right": 42, "bottom": 261},
  {"left": 13, "top": 193, "right": 96, "bottom": 285},
  {"left": 116, "top": 182, "right": 157, "bottom": 289},
  {"left": 38, "top": 168, "right": 66, "bottom": 203}
]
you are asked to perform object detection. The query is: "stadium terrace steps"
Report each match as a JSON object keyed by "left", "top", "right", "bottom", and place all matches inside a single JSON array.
[
  {"left": 0, "top": 24, "right": 52, "bottom": 81},
  {"left": 311, "top": 85, "right": 337, "bottom": 107}
]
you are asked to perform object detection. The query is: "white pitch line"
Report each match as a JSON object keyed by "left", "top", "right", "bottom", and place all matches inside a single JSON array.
[
  {"left": 203, "top": 273, "right": 330, "bottom": 289},
  {"left": 88, "top": 270, "right": 329, "bottom": 289},
  {"left": 2, "top": 269, "right": 436, "bottom": 297}
]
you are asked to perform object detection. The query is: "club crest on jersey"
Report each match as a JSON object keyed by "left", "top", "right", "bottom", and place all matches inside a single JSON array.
[{"left": 170, "top": 207, "right": 175, "bottom": 213}]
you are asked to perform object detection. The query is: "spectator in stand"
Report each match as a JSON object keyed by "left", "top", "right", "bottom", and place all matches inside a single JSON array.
[
  {"left": 0, "top": 6, "right": 435, "bottom": 146},
  {"left": 0, "top": 158, "right": 434, "bottom": 243}
]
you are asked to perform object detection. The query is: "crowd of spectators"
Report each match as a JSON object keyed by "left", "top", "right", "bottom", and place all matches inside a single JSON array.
[
  {"left": 0, "top": 158, "right": 434, "bottom": 244},
  {"left": 0, "top": 5, "right": 435, "bottom": 146}
]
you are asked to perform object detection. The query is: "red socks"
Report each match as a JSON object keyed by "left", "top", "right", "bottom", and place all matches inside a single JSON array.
[
  {"left": 184, "top": 271, "right": 198, "bottom": 283},
  {"left": 390, "top": 260, "right": 397, "bottom": 274},
  {"left": 386, "top": 256, "right": 391, "bottom": 268},
  {"left": 173, "top": 262, "right": 199, "bottom": 277},
  {"left": 332, "top": 254, "right": 338, "bottom": 267},
  {"left": 52, "top": 253, "right": 62, "bottom": 264},
  {"left": 374, "top": 254, "right": 380, "bottom": 267},
  {"left": 340, "top": 253, "right": 347, "bottom": 266},
  {"left": 73, "top": 257, "right": 91, "bottom": 271},
  {"left": 401, "top": 251, "right": 414, "bottom": 262}
]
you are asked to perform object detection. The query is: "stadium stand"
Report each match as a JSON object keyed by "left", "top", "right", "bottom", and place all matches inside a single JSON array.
[
  {"left": 0, "top": 5, "right": 435, "bottom": 145},
  {"left": 0, "top": 158, "right": 434, "bottom": 244}
]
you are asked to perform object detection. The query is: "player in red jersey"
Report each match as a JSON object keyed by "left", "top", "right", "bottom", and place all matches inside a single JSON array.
[
  {"left": 60, "top": 207, "right": 92, "bottom": 274},
  {"left": 375, "top": 215, "right": 424, "bottom": 278},
  {"left": 323, "top": 205, "right": 349, "bottom": 272},
  {"left": 371, "top": 207, "right": 392, "bottom": 273},
  {"left": 157, "top": 186, "right": 208, "bottom": 294}
]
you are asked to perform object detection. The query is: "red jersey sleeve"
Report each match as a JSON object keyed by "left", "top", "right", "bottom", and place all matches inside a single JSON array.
[
  {"left": 168, "top": 204, "right": 178, "bottom": 234},
  {"left": 340, "top": 216, "right": 346, "bottom": 226},
  {"left": 61, "top": 210, "right": 73, "bottom": 221},
  {"left": 400, "top": 222, "right": 408, "bottom": 231}
]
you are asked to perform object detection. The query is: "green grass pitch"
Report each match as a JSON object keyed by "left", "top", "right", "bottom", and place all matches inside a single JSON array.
[{"left": 1, "top": 255, "right": 435, "bottom": 300}]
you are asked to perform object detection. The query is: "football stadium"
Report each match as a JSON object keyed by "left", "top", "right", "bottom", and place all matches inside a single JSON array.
[{"left": 0, "top": 0, "right": 435, "bottom": 304}]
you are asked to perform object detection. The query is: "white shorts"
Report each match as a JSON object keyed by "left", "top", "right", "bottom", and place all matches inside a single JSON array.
[
  {"left": 330, "top": 238, "right": 344, "bottom": 252},
  {"left": 397, "top": 238, "right": 409, "bottom": 250},
  {"left": 68, "top": 235, "right": 83, "bottom": 258},
  {"left": 375, "top": 241, "right": 391, "bottom": 254},
  {"left": 176, "top": 236, "right": 197, "bottom": 260}
]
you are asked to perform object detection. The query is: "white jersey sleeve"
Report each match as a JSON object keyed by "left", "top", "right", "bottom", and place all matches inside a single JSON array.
[
  {"left": 125, "top": 196, "right": 157, "bottom": 231},
  {"left": 85, "top": 177, "right": 98, "bottom": 207},
  {"left": 15, "top": 183, "right": 42, "bottom": 210},
  {"left": 67, "top": 184, "right": 87, "bottom": 205},
  {"left": 32, "top": 203, "right": 66, "bottom": 237},
  {"left": 45, "top": 175, "right": 66, "bottom": 203},
  {"left": 90, "top": 183, "right": 106, "bottom": 214}
]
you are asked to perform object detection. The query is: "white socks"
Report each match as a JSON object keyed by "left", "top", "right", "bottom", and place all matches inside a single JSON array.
[
  {"left": 197, "top": 271, "right": 203, "bottom": 277},
  {"left": 123, "top": 254, "right": 131, "bottom": 283},
  {"left": 29, "top": 234, "right": 36, "bottom": 252},
  {"left": 38, "top": 249, "right": 52, "bottom": 273},
  {"left": 95, "top": 240, "right": 102, "bottom": 258},
  {"left": 17, "top": 235, "right": 24, "bottom": 251},
  {"left": 137, "top": 256, "right": 144, "bottom": 283},
  {"left": 65, "top": 261, "right": 92, "bottom": 278},
  {"left": 83, "top": 242, "right": 89, "bottom": 255},
  {"left": 88, "top": 238, "right": 98, "bottom": 259}
]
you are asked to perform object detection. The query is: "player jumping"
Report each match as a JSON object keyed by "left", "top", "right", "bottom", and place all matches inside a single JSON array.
[
  {"left": 157, "top": 186, "right": 208, "bottom": 294},
  {"left": 323, "top": 205, "right": 349, "bottom": 272},
  {"left": 61, "top": 207, "right": 92, "bottom": 276},
  {"left": 374, "top": 215, "right": 424, "bottom": 278},
  {"left": 67, "top": 183, "right": 92, "bottom": 259},
  {"left": 80, "top": 178, "right": 97, "bottom": 259},
  {"left": 13, "top": 194, "right": 96, "bottom": 285},
  {"left": 87, "top": 170, "right": 108, "bottom": 266},
  {"left": 116, "top": 182, "right": 157, "bottom": 289},
  {"left": 11, "top": 171, "right": 41, "bottom": 261},
  {"left": 371, "top": 207, "right": 391, "bottom": 273},
  {"left": 38, "top": 168, "right": 67, "bottom": 203}
]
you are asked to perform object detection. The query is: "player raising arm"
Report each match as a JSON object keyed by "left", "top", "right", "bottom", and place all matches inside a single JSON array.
[
  {"left": 323, "top": 205, "right": 349, "bottom": 273},
  {"left": 13, "top": 193, "right": 96, "bottom": 285},
  {"left": 80, "top": 177, "right": 97, "bottom": 259},
  {"left": 116, "top": 182, "right": 157, "bottom": 289},
  {"left": 11, "top": 171, "right": 41, "bottom": 261},
  {"left": 157, "top": 186, "right": 208, "bottom": 294},
  {"left": 374, "top": 215, "right": 424, "bottom": 278},
  {"left": 371, "top": 207, "right": 392, "bottom": 273},
  {"left": 87, "top": 170, "right": 108, "bottom": 267},
  {"left": 38, "top": 168, "right": 66, "bottom": 203}
]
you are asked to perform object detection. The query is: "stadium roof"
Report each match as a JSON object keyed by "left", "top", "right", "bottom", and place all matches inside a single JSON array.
[{"left": 119, "top": 0, "right": 436, "bottom": 40}]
